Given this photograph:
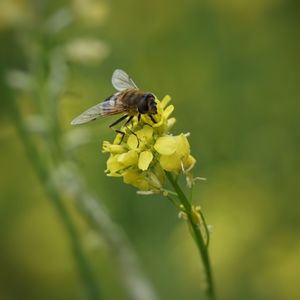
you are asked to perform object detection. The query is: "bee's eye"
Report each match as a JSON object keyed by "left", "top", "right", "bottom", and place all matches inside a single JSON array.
[
  {"left": 138, "top": 93, "right": 156, "bottom": 114},
  {"left": 147, "top": 94, "right": 157, "bottom": 112}
]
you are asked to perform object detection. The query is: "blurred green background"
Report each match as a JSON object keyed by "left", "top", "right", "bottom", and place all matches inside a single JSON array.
[{"left": 0, "top": 0, "right": 299, "bottom": 300}]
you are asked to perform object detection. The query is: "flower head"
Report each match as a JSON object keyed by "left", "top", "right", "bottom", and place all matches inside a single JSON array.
[{"left": 102, "top": 95, "right": 196, "bottom": 191}]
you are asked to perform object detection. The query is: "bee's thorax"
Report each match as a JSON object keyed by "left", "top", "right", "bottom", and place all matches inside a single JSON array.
[{"left": 119, "top": 90, "right": 157, "bottom": 115}]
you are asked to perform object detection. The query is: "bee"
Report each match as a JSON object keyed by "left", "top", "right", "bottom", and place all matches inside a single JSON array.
[{"left": 71, "top": 69, "right": 157, "bottom": 134}]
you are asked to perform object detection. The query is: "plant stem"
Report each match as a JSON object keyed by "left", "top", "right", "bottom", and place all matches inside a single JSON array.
[
  {"left": 166, "top": 172, "right": 216, "bottom": 300},
  {"left": 198, "top": 208, "right": 210, "bottom": 247},
  {"left": 12, "top": 101, "right": 101, "bottom": 300},
  {"left": 71, "top": 188, "right": 159, "bottom": 300}
]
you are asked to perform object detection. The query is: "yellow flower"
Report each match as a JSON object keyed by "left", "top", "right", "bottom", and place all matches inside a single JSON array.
[
  {"left": 102, "top": 95, "right": 196, "bottom": 191},
  {"left": 123, "top": 168, "right": 163, "bottom": 191},
  {"left": 154, "top": 134, "right": 196, "bottom": 175}
]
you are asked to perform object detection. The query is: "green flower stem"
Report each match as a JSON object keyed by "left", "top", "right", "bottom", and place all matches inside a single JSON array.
[
  {"left": 12, "top": 102, "right": 101, "bottom": 300},
  {"left": 198, "top": 208, "right": 210, "bottom": 247},
  {"left": 166, "top": 172, "right": 216, "bottom": 300},
  {"left": 165, "top": 195, "right": 181, "bottom": 210}
]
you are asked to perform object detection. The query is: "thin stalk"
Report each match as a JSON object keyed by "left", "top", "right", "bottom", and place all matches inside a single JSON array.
[
  {"left": 166, "top": 195, "right": 181, "bottom": 210},
  {"left": 12, "top": 101, "right": 101, "bottom": 300},
  {"left": 71, "top": 188, "right": 159, "bottom": 300},
  {"left": 198, "top": 208, "right": 210, "bottom": 247},
  {"left": 166, "top": 172, "right": 216, "bottom": 300}
]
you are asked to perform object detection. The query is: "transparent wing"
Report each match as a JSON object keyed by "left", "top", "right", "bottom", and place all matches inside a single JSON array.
[
  {"left": 71, "top": 95, "right": 125, "bottom": 125},
  {"left": 112, "top": 69, "right": 138, "bottom": 91}
]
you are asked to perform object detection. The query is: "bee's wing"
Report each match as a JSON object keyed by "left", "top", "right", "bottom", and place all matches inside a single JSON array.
[
  {"left": 112, "top": 69, "right": 138, "bottom": 91},
  {"left": 71, "top": 95, "right": 125, "bottom": 125}
]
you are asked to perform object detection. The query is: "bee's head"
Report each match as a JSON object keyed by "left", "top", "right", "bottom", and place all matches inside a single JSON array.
[{"left": 138, "top": 93, "right": 157, "bottom": 114}]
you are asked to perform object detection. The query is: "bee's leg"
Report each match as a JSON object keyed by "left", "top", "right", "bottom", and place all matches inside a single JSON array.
[
  {"left": 142, "top": 114, "right": 156, "bottom": 128},
  {"left": 115, "top": 130, "right": 126, "bottom": 144},
  {"left": 149, "top": 114, "right": 157, "bottom": 124},
  {"left": 138, "top": 113, "right": 156, "bottom": 125},
  {"left": 109, "top": 114, "right": 129, "bottom": 129},
  {"left": 124, "top": 115, "right": 134, "bottom": 126},
  {"left": 109, "top": 114, "right": 129, "bottom": 143},
  {"left": 124, "top": 116, "right": 141, "bottom": 147}
]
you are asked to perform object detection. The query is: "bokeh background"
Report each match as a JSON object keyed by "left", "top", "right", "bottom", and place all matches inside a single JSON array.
[{"left": 0, "top": 0, "right": 299, "bottom": 300}]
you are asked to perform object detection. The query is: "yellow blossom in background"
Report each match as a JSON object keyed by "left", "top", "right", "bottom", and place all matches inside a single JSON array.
[
  {"left": 72, "top": 0, "right": 109, "bottom": 26},
  {"left": 0, "top": 0, "right": 32, "bottom": 30},
  {"left": 64, "top": 38, "right": 110, "bottom": 65},
  {"left": 102, "top": 95, "right": 196, "bottom": 191}
]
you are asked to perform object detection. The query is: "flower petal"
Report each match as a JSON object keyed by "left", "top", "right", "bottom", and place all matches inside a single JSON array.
[
  {"left": 163, "top": 104, "right": 174, "bottom": 119},
  {"left": 161, "top": 95, "right": 171, "bottom": 108},
  {"left": 167, "top": 117, "right": 176, "bottom": 129},
  {"left": 138, "top": 151, "right": 153, "bottom": 171},
  {"left": 117, "top": 150, "right": 138, "bottom": 167},
  {"left": 159, "top": 153, "right": 182, "bottom": 174},
  {"left": 183, "top": 155, "right": 196, "bottom": 172},
  {"left": 127, "top": 134, "right": 139, "bottom": 150},
  {"left": 102, "top": 141, "right": 126, "bottom": 154},
  {"left": 123, "top": 170, "right": 151, "bottom": 191},
  {"left": 106, "top": 155, "right": 125, "bottom": 175},
  {"left": 136, "top": 126, "right": 153, "bottom": 141},
  {"left": 175, "top": 134, "right": 190, "bottom": 157},
  {"left": 154, "top": 136, "right": 177, "bottom": 155}
]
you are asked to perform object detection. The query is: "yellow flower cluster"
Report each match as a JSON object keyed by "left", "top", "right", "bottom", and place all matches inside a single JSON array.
[{"left": 102, "top": 95, "right": 196, "bottom": 191}]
